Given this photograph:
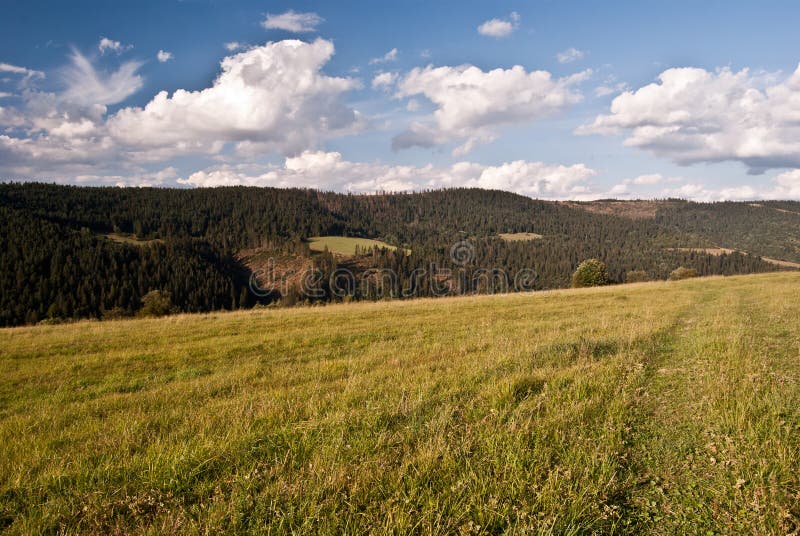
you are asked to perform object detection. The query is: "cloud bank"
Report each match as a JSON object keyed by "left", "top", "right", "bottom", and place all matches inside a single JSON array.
[
  {"left": 178, "top": 150, "right": 597, "bottom": 199},
  {"left": 579, "top": 65, "right": 800, "bottom": 173}
]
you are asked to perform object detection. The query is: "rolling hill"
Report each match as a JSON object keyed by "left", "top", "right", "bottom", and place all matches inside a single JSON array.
[{"left": 1, "top": 183, "right": 798, "bottom": 326}]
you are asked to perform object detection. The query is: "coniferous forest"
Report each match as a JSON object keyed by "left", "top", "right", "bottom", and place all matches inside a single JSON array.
[{"left": 1, "top": 182, "right": 797, "bottom": 327}]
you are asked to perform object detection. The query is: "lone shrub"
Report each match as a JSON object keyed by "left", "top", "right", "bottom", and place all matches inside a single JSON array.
[
  {"left": 625, "top": 270, "right": 649, "bottom": 283},
  {"left": 138, "top": 290, "right": 176, "bottom": 317},
  {"left": 669, "top": 267, "right": 699, "bottom": 281},
  {"left": 571, "top": 259, "right": 610, "bottom": 288}
]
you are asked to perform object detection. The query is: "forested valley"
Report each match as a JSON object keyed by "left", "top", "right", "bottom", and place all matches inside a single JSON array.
[{"left": 2, "top": 183, "right": 797, "bottom": 326}]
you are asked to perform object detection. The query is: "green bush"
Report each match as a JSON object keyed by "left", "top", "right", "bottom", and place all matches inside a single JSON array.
[
  {"left": 571, "top": 259, "right": 610, "bottom": 288},
  {"left": 138, "top": 290, "right": 176, "bottom": 317},
  {"left": 669, "top": 267, "right": 699, "bottom": 281},
  {"left": 625, "top": 270, "right": 649, "bottom": 283}
]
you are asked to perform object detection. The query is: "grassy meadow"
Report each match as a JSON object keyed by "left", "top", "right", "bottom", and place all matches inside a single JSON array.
[
  {"left": 306, "top": 236, "right": 408, "bottom": 256},
  {"left": 497, "top": 232, "right": 544, "bottom": 242},
  {"left": 1, "top": 272, "right": 799, "bottom": 533}
]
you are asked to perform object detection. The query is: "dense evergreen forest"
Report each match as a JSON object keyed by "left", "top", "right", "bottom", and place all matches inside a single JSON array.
[{"left": 1, "top": 183, "right": 796, "bottom": 326}]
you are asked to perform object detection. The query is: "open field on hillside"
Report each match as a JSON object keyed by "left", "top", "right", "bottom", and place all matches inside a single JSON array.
[
  {"left": 307, "top": 236, "right": 407, "bottom": 256},
  {"left": 1, "top": 273, "right": 800, "bottom": 533},
  {"left": 103, "top": 233, "right": 164, "bottom": 246},
  {"left": 498, "top": 232, "right": 543, "bottom": 242}
]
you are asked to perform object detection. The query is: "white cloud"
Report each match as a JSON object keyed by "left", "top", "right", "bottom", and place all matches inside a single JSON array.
[
  {"left": 406, "top": 98, "right": 420, "bottom": 112},
  {"left": 98, "top": 37, "right": 132, "bottom": 55},
  {"left": 61, "top": 48, "right": 143, "bottom": 107},
  {"left": 578, "top": 64, "right": 800, "bottom": 173},
  {"left": 557, "top": 47, "right": 585, "bottom": 64},
  {"left": 371, "top": 71, "right": 397, "bottom": 90},
  {"left": 631, "top": 173, "right": 663, "bottom": 185},
  {"left": 178, "top": 150, "right": 598, "bottom": 198},
  {"left": 394, "top": 64, "right": 590, "bottom": 155},
  {"left": 655, "top": 170, "right": 800, "bottom": 201},
  {"left": 659, "top": 183, "right": 745, "bottom": 202},
  {"left": 0, "top": 92, "right": 13, "bottom": 99},
  {"left": 73, "top": 166, "right": 178, "bottom": 187},
  {"left": 225, "top": 42, "right": 244, "bottom": 52},
  {"left": 0, "top": 40, "right": 364, "bottom": 181},
  {"left": 0, "top": 62, "right": 45, "bottom": 80},
  {"left": 108, "top": 39, "right": 362, "bottom": 157},
  {"left": 369, "top": 48, "right": 398, "bottom": 65},
  {"left": 771, "top": 169, "right": 800, "bottom": 198},
  {"left": 604, "top": 173, "right": 667, "bottom": 198},
  {"left": 594, "top": 82, "right": 629, "bottom": 97},
  {"left": 477, "top": 12, "right": 520, "bottom": 38},
  {"left": 157, "top": 50, "right": 173, "bottom": 63},
  {"left": 262, "top": 10, "right": 323, "bottom": 33}
]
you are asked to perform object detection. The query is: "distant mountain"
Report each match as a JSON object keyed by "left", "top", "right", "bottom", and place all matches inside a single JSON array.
[{"left": 1, "top": 183, "right": 796, "bottom": 326}]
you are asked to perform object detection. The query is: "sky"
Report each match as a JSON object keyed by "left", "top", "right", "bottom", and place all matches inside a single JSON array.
[{"left": 2, "top": 0, "right": 800, "bottom": 200}]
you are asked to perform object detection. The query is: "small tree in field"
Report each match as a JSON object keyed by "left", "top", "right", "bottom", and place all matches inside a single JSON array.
[
  {"left": 571, "top": 259, "right": 610, "bottom": 288},
  {"left": 625, "top": 270, "right": 649, "bottom": 283},
  {"left": 138, "top": 290, "right": 176, "bottom": 317},
  {"left": 669, "top": 267, "right": 699, "bottom": 281}
]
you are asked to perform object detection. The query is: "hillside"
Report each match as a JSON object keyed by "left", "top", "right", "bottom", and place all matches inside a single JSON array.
[
  {"left": 1, "top": 183, "right": 798, "bottom": 326},
  {"left": 568, "top": 199, "right": 800, "bottom": 263},
  {"left": 1, "top": 272, "right": 799, "bottom": 533}
]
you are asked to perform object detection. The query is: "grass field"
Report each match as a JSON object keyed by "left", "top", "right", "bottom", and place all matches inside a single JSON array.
[
  {"left": 103, "top": 233, "right": 164, "bottom": 246},
  {"left": 498, "top": 232, "right": 543, "bottom": 242},
  {"left": 307, "top": 236, "right": 407, "bottom": 256},
  {"left": 1, "top": 272, "right": 800, "bottom": 533}
]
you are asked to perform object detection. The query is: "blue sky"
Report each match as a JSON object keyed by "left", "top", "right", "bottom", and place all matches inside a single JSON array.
[{"left": 2, "top": 0, "right": 800, "bottom": 199}]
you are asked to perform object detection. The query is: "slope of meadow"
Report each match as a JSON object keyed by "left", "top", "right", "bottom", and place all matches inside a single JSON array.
[{"left": 1, "top": 272, "right": 799, "bottom": 534}]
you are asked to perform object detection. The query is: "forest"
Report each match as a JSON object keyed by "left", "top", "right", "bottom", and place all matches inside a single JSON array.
[{"left": 1, "top": 182, "right": 796, "bottom": 327}]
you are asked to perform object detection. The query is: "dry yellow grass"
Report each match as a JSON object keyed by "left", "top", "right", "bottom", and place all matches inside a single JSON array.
[
  {"left": 1, "top": 272, "right": 799, "bottom": 533},
  {"left": 498, "top": 232, "right": 543, "bottom": 242}
]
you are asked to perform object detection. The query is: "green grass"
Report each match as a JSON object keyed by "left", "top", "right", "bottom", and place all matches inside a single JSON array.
[
  {"left": 498, "top": 232, "right": 543, "bottom": 242},
  {"left": 1, "top": 273, "right": 800, "bottom": 533},
  {"left": 307, "top": 236, "right": 408, "bottom": 256},
  {"left": 103, "top": 233, "right": 164, "bottom": 246}
]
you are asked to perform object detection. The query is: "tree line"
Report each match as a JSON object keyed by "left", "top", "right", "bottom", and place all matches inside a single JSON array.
[{"left": 0, "top": 183, "right": 793, "bottom": 326}]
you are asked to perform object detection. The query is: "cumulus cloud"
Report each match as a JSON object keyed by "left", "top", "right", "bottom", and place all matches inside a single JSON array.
[
  {"left": 262, "top": 10, "right": 323, "bottom": 33},
  {"left": 157, "top": 50, "right": 173, "bottom": 62},
  {"left": 631, "top": 173, "right": 664, "bottom": 185},
  {"left": 107, "top": 39, "right": 362, "bottom": 157},
  {"left": 371, "top": 71, "right": 397, "bottom": 90},
  {"left": 0, "top": 40, "right": 364, "bottom": 181},
  {"left": 477, "top": 12, "right": 520, "bottom": 38},
  {"left": 177, "top": 150, "right": 597, "bottom": 198},
  {"left": 604, "top": 174, "right": 667, "bottom": 198},
  {"left": 656, "top": 170, "right": 800, "bottom": 201},
  {"left": 578, "top": 64, "right": 800, "bottom": 173},
  {"left": 771, "top": 169, "right": 800, "bottom": 198},
  {"left": 594, "top": 82, "right": 629, "bottom": 97},
  {"left": 369, "top": 48, "right": 398, "bottom": 65},
  {"left": 225, "top": 42, "right": 244, "bottom": 52},
  {"left": 658, "top": 183, "right": 753, "bottom": 202},
  {"left": 557, "top": 47, "right": 585, "bottom": 64},
  {"left": 394, "top": 64, "right": 590, "bottom": 155},
  {"left": 98, "top": 37, "right": 132, "bottom": 55},
  {"left": 72, "top": 166, "right": 178, "bottom": 187}
]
